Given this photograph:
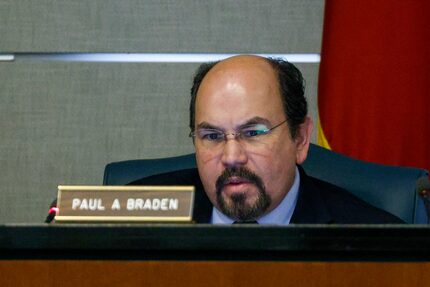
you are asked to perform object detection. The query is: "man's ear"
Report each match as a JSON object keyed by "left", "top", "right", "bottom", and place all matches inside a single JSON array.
[{"left": 295, "top": 117, "right": 313, "bottom": 164}]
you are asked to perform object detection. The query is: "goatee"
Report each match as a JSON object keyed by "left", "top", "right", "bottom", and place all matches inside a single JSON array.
[{"left": 215, "top": 167, "right": 271, "bottom": 221}]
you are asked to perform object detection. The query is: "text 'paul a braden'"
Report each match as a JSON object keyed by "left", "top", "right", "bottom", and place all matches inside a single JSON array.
[{"left": 71, "top": 198, "right": 179, "bottom": 211}]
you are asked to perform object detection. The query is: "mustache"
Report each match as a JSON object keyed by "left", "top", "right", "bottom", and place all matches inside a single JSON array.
[{"left": 215, "top": 167, "right": 264, "bottom": 193}]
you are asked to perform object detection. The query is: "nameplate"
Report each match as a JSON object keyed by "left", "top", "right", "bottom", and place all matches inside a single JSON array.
[{"left": 55, "top": 185, "right": 195, "bottom": 223}]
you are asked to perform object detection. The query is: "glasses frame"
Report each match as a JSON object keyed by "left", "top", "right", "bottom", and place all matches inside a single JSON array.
[{"left": 189, "top": 119, "right": 288, "bottom": 143}]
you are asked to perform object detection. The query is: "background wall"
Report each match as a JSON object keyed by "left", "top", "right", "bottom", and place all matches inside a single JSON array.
[{"left": 0, "top": 0, "right": 324, "bottom": 223}]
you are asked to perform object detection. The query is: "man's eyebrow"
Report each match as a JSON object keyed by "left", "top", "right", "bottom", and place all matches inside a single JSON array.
[
  {"left": 238, "top": 117, "right": 271, "bottom": 128},
  {"left": 196, "top": 117, "right": 272, "bottom": 130},
  {"left": 196, "top": 122, "right": 222, "bottom": 130}
]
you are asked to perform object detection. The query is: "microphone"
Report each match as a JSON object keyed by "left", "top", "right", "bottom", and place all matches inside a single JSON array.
[
  {"left": 417, "top": 176, "right": 430, "bottom": 224},
  {"left": 45, "top": 199, "right": 58, "bottom": 223}
]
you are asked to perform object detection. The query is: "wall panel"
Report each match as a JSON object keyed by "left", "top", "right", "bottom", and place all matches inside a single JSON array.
[
  {"left": 0, "top": 62, "right": 196, "bottom": 222},
  {"left": 0, "top": 0, "right": 323, "bottom": 53}
]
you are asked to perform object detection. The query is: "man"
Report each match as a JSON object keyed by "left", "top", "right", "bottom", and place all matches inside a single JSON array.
[{"left": 132, "top": 55, "right": 403, "bottom": 224}]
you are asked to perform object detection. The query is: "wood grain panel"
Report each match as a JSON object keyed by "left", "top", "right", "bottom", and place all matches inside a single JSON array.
[{"left": 1, "top": 260, "right": 428, "bottom": 287}]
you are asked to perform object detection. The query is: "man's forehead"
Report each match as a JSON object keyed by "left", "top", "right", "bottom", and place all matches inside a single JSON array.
[
  {"left": 197, "top": 57, "right": 279, "bottom": 100},
  {"left": 203, "top": 55, "right": 276, "bottom": 82},
  {"left": 193, "top": 55, "right": 285, "bottom": 128}
]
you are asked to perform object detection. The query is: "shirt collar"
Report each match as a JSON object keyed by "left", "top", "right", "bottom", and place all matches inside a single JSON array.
[{"left": 211, "top": 166, "right": 301, "bottom": 225}]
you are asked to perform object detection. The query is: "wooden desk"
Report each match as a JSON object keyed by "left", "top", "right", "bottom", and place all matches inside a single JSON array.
[{"left": 1, "top": 224, "right": 430, "bottom": 286}]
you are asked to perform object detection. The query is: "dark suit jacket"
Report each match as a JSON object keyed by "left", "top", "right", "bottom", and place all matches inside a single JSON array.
[{"left": 131, "top": 166, "right": 404, "bottom": 224}]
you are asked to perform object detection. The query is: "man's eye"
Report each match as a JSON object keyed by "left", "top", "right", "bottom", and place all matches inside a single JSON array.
[
  {"left": 201, "top": 132, "right": 224, "bottom": 141},
  {"left": 242, "top": 129, "right": 269, "bottom": 138}
]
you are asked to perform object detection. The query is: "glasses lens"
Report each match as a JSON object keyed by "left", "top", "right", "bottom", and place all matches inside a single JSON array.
[
  {"left": 240, "top": 124, "right": 270, "bottom": 139},
  {"left": 196, "top": 129, "right": 225, "bottom": 147}
]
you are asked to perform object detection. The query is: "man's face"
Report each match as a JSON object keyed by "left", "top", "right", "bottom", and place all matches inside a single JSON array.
[{"left": 193, "top": 56, "right": 312, "bottom": 221}]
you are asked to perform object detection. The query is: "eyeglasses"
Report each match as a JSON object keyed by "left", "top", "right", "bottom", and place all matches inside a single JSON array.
[{"left": 189, "top": 119, "right": 288, "bottom": 149}]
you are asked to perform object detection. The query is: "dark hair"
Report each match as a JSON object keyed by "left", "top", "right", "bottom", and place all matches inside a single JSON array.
[{"left": 189, "top": 58, "right": 307, "bottom": 138}]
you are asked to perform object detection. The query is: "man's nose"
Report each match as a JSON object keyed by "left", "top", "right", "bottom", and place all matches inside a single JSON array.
[{"left": 220, "top": 137, "right": 248, "bottom": 168}]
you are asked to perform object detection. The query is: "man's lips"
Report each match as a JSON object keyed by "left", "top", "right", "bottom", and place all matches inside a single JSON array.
[
  {"left": 221, "top": 177, "right": 255, "bottom": 195},
  {"left": 223, "top": 176, "right": 252, "bottom": 185},
  {"left": 215, "top": 167, "right": 265, "bottom": 200}
]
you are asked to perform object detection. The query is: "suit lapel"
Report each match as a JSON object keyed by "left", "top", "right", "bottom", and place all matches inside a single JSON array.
[{"left": 290, "top": 166, "right": 334, "bottom": 224}]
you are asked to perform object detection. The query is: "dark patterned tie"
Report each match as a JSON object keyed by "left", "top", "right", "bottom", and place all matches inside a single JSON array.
[{"left": 233, "top": 220, "right": 258, "bottom": 224}]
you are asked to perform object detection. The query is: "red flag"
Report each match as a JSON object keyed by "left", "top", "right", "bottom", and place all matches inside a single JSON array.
[{"left": 318, "top": 0, "right": 430, "bottom": 172}]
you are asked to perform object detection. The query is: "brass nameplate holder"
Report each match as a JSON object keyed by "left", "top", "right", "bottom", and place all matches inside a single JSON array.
[{"left": 55, "top": 185, "right": 195, "bottom": 223}]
